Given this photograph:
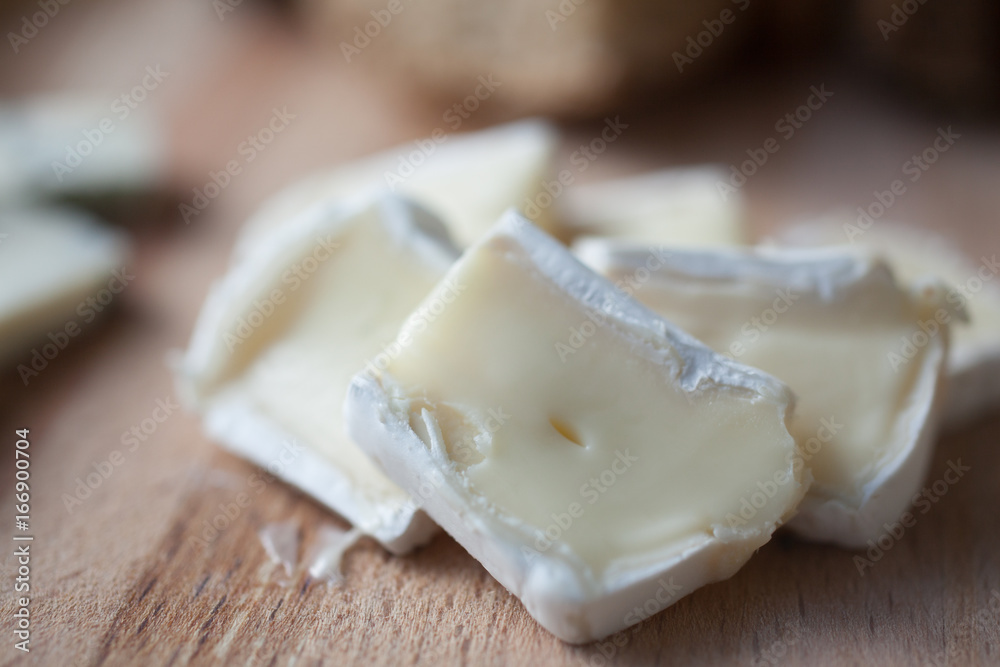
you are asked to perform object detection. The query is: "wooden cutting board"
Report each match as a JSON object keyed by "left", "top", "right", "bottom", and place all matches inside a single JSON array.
[{"left": 1, "top": 1, "right": 999, "bottom": 665}]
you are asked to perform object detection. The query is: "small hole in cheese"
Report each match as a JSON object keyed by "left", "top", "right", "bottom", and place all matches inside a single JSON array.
[{"left": 549, "top": 417, "right": 584, "bottom": 447}]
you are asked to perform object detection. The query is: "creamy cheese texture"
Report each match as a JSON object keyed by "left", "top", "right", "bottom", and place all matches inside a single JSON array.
[
  {"left": 177, "top": 196, "right": 457, "bottom": 552},
  {"left": 237, "top": 119, "right": 558, "bottom": 250},
  {"left": 346, "top": 214, "right": 806, "bottom": 643},
  {"left": 559, "top": 167, "right": 745, "bottom": 247},
  {"left": 0, "top": 207, "right": 128, "bottom": 363},
  {"left": 575, "top": 240, "right": 957, "bottom": 547},
  {"left": 775, "top": 220, "right": 1000, "bottom": 428}
]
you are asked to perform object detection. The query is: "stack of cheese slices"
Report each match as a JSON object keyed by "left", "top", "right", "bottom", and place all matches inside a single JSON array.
[{"left": 175, "top": 119, "right": 1000, "bottom": 644}]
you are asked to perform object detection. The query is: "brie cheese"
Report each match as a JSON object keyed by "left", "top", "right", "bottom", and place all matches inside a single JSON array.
[
  {"left": 345, "top": 213, "right": 806, "bottom": 643},
  {"left": 237, "top": 119, "right": 558, "bottom": 250},
  {"left": 0, "top": 96, "right": 164, "bottom": 204},
  {"left": 774, "top": 220, "right": 1000, "bottom": 429},
  {"left": 559, "top": 166, "right": 745, "bottom": 247},
  {"left": 0, "top": 207, "right": 128, "bottom": 364},
  {"left": 175, "top": 196, "right": 458, "bottom": 554},
  {"left": 575, "top": 239, "right": 961, "bottom": 548}
]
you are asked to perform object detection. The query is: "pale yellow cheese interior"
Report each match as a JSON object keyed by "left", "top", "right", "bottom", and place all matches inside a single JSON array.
[
  {"left": 241, "top": 121, "right": 556, "bottom": 248},
  {"left": 863, "top": 240, "right": 1000, "bottom": 367},
  {"left": 379, "top": 238, "right": 802, "bottom": 577},
  {"left": 561, "top": 169, "right": 745, "bottom": 247},
  {"left": 208, "top": 218, "right": 449, "bottom": 513},
  {"left": 613, "top": 276, "right": 926, "bottom": 503}
]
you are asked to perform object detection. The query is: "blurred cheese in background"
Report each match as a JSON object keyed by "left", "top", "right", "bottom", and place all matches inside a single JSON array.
[
  {"left": 236, "top": 119, "right": 558, "bottom": 250},
  {"left": 774, "top": 220, "right": 1000, "bottom": 429},
  {"left": 289, "top": 0, "right": 998, "bottom": 117},
  {"left": 300, "top": 0, "right": 756, "bottom": 116},
  {"left": 0, "top": 95, "right": 166, "bottom": 210},
  {"left": 559, "top": 166, "right": 746, "bottom": 247},
  {"left": 0, "top": 207, "right": 129, "bottom": 365},
  {"left": 0, "top": 93, "right": 163, "bottom": 376}
]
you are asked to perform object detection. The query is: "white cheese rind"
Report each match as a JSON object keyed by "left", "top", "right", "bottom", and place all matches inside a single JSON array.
[
  {"left": 176, "top": 195, "right": 458, "bottom": 554},
  {"left": 0, "top": 207, "right": 129, "bottom": 363},
  {"left": 348, "top": 375, "right": 788, "bottom": 643},
  {"left": 346, "top": 213, "right": 806, "bottom": 643},
  {"left": 200, "top": 388, "right": 439, "bottom": 551},
  {"left": 575, "top": 239, "right": 958, "bottom": 548},
  {"left": 236, "top": 119, "right": 558, "bottom": 250},
  {"left": 559, "top": 166, "right": 745, "bottom": 247},
  {"left": 773, "top": 220, "right": 1000, "bottom": 429}
]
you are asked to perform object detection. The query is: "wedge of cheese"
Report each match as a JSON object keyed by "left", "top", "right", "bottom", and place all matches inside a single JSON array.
[
  {"left": 345, "top": 213, "right": 807, "bottom": 643},
  {"left": 175, "top": 196, "right": 460, "bottom": 553},
  {"left": 237, "top": 119, "right": 558, "bottom": 251},
  {"left": 774, "top": 220, "right": 1000, "bottom": 429},
  {"left": 575, "top": 239, "right": 961, "bottom": 548},
  {"left": 0, "top": 207, "right": 128, "bottom": 365},
  {"left": 559, "top": 166, "right": 746, "bottom": 247}
]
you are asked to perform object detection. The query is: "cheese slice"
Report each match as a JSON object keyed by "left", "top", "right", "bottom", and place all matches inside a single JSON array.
[
  {"left": 345, "top": 213, "right": 806, "bottom": 643},
  {"left": 0, "top": 95, "right": 164, "bottom": 205},
  {"left": 237, "top": 119, "right": 558, "bottom": 251},
  {"left": 575, "top": 239, "right": 961, "bottom": 548},
  {"left": 558, "top": 166, "right": 746, "bottom": 247},
  {"left": 0, "top": 207, "right": 128, "bottom": 364},
  {"left": 773, "top": 220, "right": 1000, "bottom": 429},
  {"left": 175, "top": 196, "right": 459, "bottom": 553}
]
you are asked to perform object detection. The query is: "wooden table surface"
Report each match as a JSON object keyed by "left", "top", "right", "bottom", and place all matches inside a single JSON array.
[{"left": 1, "top": 1, "right": 999, "bottom": 665}]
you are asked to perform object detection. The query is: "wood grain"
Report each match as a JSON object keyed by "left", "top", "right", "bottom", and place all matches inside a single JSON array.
[{"left": 1, "top": 1, "right": 999, "bottom": 665}]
